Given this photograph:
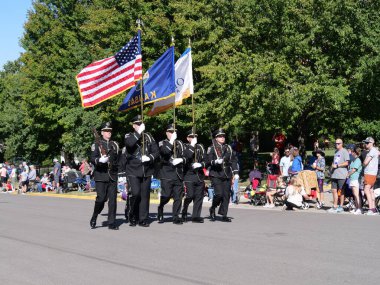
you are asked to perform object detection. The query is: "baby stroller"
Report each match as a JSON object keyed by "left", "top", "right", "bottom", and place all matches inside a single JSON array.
[
  {"left": 250, "top": 178, "right": 266, "bottom": 206},
  {"left": 266, "top": 174, "right": 286, "bottom": 206},
  {"left": 247, "top": 169, "right": 266, "bottom": 206}
]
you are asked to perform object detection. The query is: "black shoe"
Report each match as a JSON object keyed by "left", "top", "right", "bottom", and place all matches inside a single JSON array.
[
  {"left": 221, "top": 216, "right": 232, "bottom": 222},
  {"left": 108, "top": 224, "right": 119, "bottom": 230},
  {"left": 138, "top": 221, "right": 150, "bottom": 227},
  {"left": 192, "top": 217, "right": 204, "bottom": 223},
  {"left": 157, "top": 207, "right": 164, "bottom": 223},
  {"left": 173, "top": 217, "right": 183, "bottom": 225},
  {"left": 90, "top": 216, "right": 97, "bottom": 229},
  {"left": 209, "top": 208, "right": 216, "bottom": 222},
  {"left": 129, "top": 218, "right": 137, "bottom": 227},
  {"left": 182, "top": 212, "right": 188, "bottom": 222}
]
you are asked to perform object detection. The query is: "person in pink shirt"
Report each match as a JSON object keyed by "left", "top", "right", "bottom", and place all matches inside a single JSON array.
[{"left": 1, "top": 164, "right": 8, "bottom": 187}]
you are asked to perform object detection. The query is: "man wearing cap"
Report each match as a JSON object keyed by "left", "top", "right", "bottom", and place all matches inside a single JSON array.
[
  {"left": 90, "top": 122, "right": 120, "bottom": 230},
  {"left": 124, "top": 115, "right": 159, "bottom": 227},
  {"left": 328, "top": 138, "right": 350, "bottom": 214},
  {"left": 181, "top": 129, "right": 208, "bottom": 223},
  {"left": 362, "top": 137, "right": 379, "bottom": 215},
  {"left": 157, "top": 123, "right": 190, "bottom": 224},
  {"left": 207, "top": 128, "right": 239, "bottom": 222}
]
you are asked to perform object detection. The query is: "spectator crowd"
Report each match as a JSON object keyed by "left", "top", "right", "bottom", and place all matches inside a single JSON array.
[{"left": 1, "top": 133, "right": 379, "bottom": 216}]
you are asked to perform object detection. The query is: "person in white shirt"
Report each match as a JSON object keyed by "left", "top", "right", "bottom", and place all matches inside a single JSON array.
[
  {"left": 20, "top": 170, "right": 28, "bottom": 194},
  {"left": 279, "top": 148, "right": 291, "bottom": 181}
]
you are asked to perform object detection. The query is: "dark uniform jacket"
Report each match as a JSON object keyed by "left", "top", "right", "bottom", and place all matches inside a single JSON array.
[
  {"left": 183, "top": 143, "right": 208, "bottom": 182},
  {"left": 207, "top": 141, "right": 239, "bottom": 179},
  {"left": 91, "top": 138, "right": 120, "bottom": 182},
  {"left": 159, "top": 139, "right": 191, "bottom": 180},
  {"left": 124, "top": 131, "right": 159, "bottom": 177}
]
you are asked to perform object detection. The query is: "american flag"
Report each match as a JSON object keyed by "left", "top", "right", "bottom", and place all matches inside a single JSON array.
[{"left": 76, "top": 32, "right": 142, "bottom": 108}]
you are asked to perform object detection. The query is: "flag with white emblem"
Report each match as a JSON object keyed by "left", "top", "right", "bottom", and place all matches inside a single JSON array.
[
  {"left": 148, "top": 48, "right": 193, "bottom": 116},
  {"left": 76, "top": 31, "right": 142, "bottom": 108}
]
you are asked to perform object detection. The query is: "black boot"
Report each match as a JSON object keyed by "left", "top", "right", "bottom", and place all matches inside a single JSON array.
[
  {"left": 138, "top": 220, "right": 150, "bottom": 227},
  {"left": 192, "top": 217, "right": 204, "bottom": 223},
  {"left": 157, "top": 206, "right": 164, "bottom": 223},
  {"left": 90, "top": 215, "right": 97, "bottom": 229},
  {"left": 173, "top": 216, "right": 183, "bottom": 225},
  {"left": 221, "top": 216, "right": 232, "bottom": 222},
  {"left": 108, "top": 223, "right": 119, "bottom": 230},
  {"left": 129, "top": 212, "right": 137, "bottom": 226},
  {"left": 182, "top": 211, "right": 188, "bottom": 222},
  {"left": 209, "top": 208, "right": 216, "bottom": 222}
]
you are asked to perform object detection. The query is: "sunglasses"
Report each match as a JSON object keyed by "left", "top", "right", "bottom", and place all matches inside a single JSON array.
[
  {"left": 335, "top": 142, "right": 341, "bottom": 145},
  {"left": 365, "top": 142, "right": 372, "bottom": 144}
]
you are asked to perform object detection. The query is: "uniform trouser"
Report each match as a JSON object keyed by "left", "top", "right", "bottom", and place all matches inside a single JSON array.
[
  {"left": 159, "top": 179, "right": 183, "bottom": 218},
  {"left": 210, "top": 177, "right": 231, "bottom": 216},
  {"left": 183, "top": 181, "right": 204, "bottom": 218},
  {"left": 127, "top": 175, "right": 151, "bottom": 222},
  {"left": 92, "top": 180, "right": 117, "bottom": 225}
]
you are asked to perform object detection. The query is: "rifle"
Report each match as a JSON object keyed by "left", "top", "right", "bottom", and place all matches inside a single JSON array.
[
  {"left": 209, "top": 129, "right": 222, "bottom": 160},
  {"left": 210, "top": 130, "right": 228, "bottom": 177},
  {"left": 92, "top": 127, "right": 107, "bottom": 156}
]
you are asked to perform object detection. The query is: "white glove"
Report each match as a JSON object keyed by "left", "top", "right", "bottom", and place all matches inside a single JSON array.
[
  {"left": 192, "top": 162, "right": 202, "bottom": 169},
  {"left": 190, "top": 137, "right": 197, "bottom": 147},
  {"left": 137, "top": 123, "right": 145, "bottom": 134},
  {"left": 141, "top": 155, "right": 150, "bottom": 162},
  {"left": 169, "top": 132, "right": 177, "bottom": 145},
  {"left": 234, "top": 174, "right": 239, "bottom": 180},
  {"left": 172, "top": 158, "right": 183, "bottom": 166},
  {"left": 215, "top": 158, "right": 223, "bottom": 164},
  {"left": 99, "top": 155, "right": 109, "bottom": 163},
  {"left": 118, "top": 176, "right": 126, "bottom": 183}
]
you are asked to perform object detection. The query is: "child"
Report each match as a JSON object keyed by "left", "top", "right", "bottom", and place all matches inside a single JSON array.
[
  {"left": 283, "top": 177, "right": 307, "bottom": 210},
  {"left": 312, "top": 149, "right": 326, "bottom": 208},
  {"left": 6, "top": 180, "right": 13, "bottom": 192},
  {"left": 264, "top": 176, "right": 285, "bottom": 208}
]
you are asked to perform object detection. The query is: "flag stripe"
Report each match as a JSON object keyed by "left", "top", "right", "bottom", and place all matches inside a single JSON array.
[
  {"left": 82, "top": 82, "right": 136, "bottom": 107},
  {"left": 77, "top": 57, "right": 115, "bottom": 77},
  {"left": 80, "top": 61, "right": 141, "bottom": 93},
  {"left": 81, "top": 71, "right": 136, "bottom": 99},
  {"left": 78, "top": 56, "right": 142, "bottom": 84}
]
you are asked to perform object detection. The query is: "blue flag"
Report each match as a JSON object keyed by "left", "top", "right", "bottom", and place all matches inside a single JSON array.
[{"left": 118, "top": 46, "right": 175, "bottom": 112}]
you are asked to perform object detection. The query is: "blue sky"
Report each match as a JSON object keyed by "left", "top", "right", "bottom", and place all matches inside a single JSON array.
[{"left": 0, "top": 0, "right": 33, "bottom": 70}]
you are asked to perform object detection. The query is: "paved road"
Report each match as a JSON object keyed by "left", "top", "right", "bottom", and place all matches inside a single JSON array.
[{"left": 0, "top": 194, "right": 379, "bottom": 285}]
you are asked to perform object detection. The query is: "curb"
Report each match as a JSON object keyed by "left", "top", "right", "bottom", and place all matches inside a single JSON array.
[{"left": 9, "top": 191, "right": 161, "bottom": 204}]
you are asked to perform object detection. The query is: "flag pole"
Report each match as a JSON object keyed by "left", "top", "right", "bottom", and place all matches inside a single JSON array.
[
  {"left": 189, "top": 38, "right": 197, "bottom": 162},
  {"left": 171, "top": 36, "right": 177, "bottom": 158},
  {"left": 137, "top": 19, "right": 145, "bottom": 155}
]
